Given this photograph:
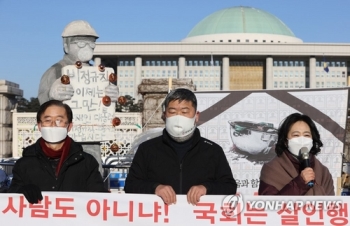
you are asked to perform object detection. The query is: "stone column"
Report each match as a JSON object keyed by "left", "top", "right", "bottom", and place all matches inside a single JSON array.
[
  {"left": 138, "top": 78, "right": 195, "bottom": 130},
  {"left": 222, "top": 56, "right": 229, "bottom": 90},
  {"left": 178, "top": 56, "right": 185, "bottom": 78},
  {"left": 134, "top": 56, "right": 142, "bottom": 101},
  {"left": 309, "top": 57, "right": 316, "bottom": 88},
  {"left": 266, "top": 56, "right": 273, "bottom": 89},
  {"left": 0, "top": 80, "right": 23, "bottom": 158}
]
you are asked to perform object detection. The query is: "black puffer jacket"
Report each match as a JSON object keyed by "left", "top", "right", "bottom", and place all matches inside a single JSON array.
[
  {"left": 125, "top": 129, "right": 237, "bottom": 195},
  {"left": 8, "top": 138, "right": 106, "bottom": 193}
]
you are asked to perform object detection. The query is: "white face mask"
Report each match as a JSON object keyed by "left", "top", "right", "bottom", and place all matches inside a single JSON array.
[
  {"left": 287, "top": 136, "right": 313, "bottom": 156},
  {"left": 165, "top": 115, "right": 196, "bottom": 138},
  {"left": 41, "top": 127, "right": 68, "bottom": 143}
]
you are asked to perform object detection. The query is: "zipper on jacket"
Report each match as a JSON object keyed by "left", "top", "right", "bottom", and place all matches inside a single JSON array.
[{"left": 179, "top": 162, "right": 183, "bottom": 194}]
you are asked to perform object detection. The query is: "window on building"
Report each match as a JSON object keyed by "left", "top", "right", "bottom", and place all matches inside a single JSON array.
[
  {"left": 285, "top": 81, "right": 288, "bottom": 88},
  {"left": 254, "top": 40, "right": 258, "bottom": 42},
  {"left": 151, "top": 61, "right": 155, "bottom": 66},
  {"left": 316, "top": 61, "right": 320, "bottom": 67},
  {"left": 300, "top": 61, "right": 304, "bottom": 67},
  {"left": 199, "top": 61, "right": 203, "bottom": 66},
  {"left": 279, "top": 81, "right": 283, "bottom": 88},
  {"left": 119, "top": 61, "right": 124, "bottom": 66},
  {"left": 237, "top": 40, "right": 240, "bottom": 42},
  {"left": 172, "top": 61, "right": 177, "bottom": 66},
  {"left": 263, "top": 40, "right": 266, "bottom": 42},
  {"left": 273, "top": 61, "right": 278, "bottom": 67},
  {"left": 290, "top": 81, "right": 294, "bottom": 88},
  {"left": 145, "top": 61, "right": 150, "bottom": 66},
  {"left": 167, "top": 61, "right": 172, "bottom": 66},
  {"left": 274, "top": 81, "right": 277, "bottom": 88},
  {"left": 228, "top": 40, "right": 232, "bottom": 42},
  {"left": 289, "top": 61, "right": 294, "bottom": 67},
  {"left": 194, "top": 61, "right": 198, "bottom": 66},
  {"left": 246, "top": 39, "right": 249, "bottom": 42}
]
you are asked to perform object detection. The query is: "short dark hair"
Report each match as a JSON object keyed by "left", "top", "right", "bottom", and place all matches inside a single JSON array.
[
  {"left": 162, "top": 88, "right": 197, "bottom": 112},
  {"left": 36, "top": 100, "right": 73, "bottom": 123},
  {"left": 275, "top": 113, "right": 323, "bottom": 156}
]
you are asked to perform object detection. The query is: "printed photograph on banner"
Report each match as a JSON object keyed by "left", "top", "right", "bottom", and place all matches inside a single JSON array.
[{"left": 196, "top": 88, "right": 348, "bottom": 195}]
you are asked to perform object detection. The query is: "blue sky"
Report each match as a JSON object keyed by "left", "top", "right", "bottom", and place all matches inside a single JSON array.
[{"left": 1, "top": 0, "right": 349, "bottom": 99}]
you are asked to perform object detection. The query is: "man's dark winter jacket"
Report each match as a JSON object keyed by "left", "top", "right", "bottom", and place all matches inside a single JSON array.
[
  {"left": 8, "top": 138, "right": 106, "bottom": 193},
  {"left": 124, "top": 129, "right": 237, "bottom": 194}
]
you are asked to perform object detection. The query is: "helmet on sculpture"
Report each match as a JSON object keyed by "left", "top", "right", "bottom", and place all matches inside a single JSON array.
[{"left": 62, "top": 20, "right": 99, "bottom": 39}]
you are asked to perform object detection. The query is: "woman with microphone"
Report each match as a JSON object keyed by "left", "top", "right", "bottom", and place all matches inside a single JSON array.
[{"left": 258, "top": 113, "right": 334, "bottom": 195}]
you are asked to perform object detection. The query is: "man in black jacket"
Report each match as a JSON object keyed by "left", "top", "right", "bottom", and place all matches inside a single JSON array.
[
  {"left": 8, "top": 100, "right": 106, "bottom": 204},
  {"left": 125, "top": 88, "right": 237, "bottom": 205}
]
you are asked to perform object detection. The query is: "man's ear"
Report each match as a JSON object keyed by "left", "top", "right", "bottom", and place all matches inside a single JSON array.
[
  {"left": 195, "top": 111, "right": 200, "bottom": 123},
  {"left": 37, "top": 123, "right": 42, "bottom": 132},
  {"left": 67, "top": 122, "right": 73, "bottom": 132},
  {"left": 161, "top": 112, "right": 166, "bottom": 122}
]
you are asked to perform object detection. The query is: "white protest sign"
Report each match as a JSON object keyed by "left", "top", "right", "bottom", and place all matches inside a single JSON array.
[{"left": 62, "top": 65, "right": 117, "bottom": 142}]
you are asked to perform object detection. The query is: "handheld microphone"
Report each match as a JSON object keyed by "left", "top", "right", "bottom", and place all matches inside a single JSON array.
[{"left": 300, "top": 147, "right": 314, "bottom": 187}]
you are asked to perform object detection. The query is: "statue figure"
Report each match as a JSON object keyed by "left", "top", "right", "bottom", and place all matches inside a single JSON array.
[
  {"left": 38, "top": 20, "right": 118, "bottom": 104},
  {"left": 37, "top": 20, "right": 119, "bottom": 176}
]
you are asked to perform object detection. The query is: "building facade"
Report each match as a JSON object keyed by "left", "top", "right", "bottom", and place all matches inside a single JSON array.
[{"left": 92, "top": 6, "right": 350, "bottom": 99}]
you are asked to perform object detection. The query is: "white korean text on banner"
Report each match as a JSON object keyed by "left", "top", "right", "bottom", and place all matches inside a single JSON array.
[{"left": 0, "top": 193, "right": 349, "bottom": 225}]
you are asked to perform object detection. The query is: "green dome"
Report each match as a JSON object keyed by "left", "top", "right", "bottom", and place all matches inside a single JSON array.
[{"left": 186, "top": 6, "right": 296, "bottom": 38}]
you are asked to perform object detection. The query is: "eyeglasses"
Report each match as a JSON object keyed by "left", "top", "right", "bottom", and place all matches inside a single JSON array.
[
  {"left": 72, "top": 41, "right": 96, "bottom": 49},
  {"left": 40, "top": 119, "right": 68, "bottom": 127}
]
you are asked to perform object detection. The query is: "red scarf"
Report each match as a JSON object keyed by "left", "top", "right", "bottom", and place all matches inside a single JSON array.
[{"left": 40, "top": 137, "right": 72, "bottom": 176}]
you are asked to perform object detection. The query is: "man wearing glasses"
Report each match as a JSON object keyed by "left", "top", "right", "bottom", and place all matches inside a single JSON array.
[{"left": 8, "top": 100, "right": 106, "bottom": 204}]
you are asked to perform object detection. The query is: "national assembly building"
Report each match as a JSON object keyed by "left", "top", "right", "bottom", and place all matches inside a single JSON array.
[{"left": 92, "top": 6, "right": 350, "bottom": 99}]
